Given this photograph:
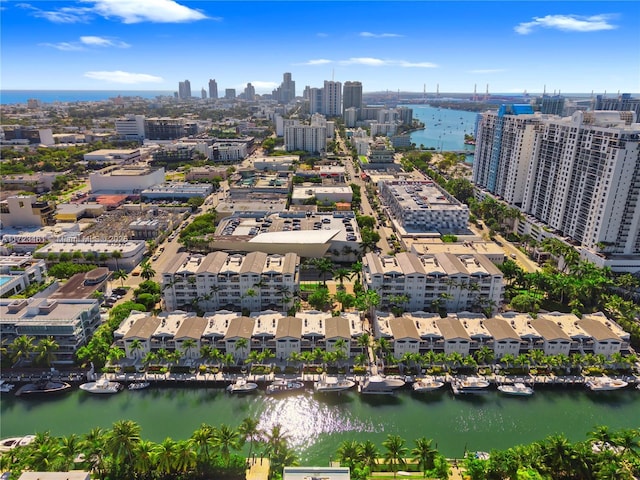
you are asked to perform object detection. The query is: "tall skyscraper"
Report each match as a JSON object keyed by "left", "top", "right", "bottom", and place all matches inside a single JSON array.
[
  {"left": 244, "top": 83, "right": 256, "bottom": 101},
  {"left": 473, "top": 107, "right": 640, "bottom": 262},
  {"left": 225, "top": 88, "right": 236, "bottom": 100},
  {"left": 208, "top": 79, "right": 218, "bottom": 99},
  {"left": 595, "top": 93, "right": 640, "bottom": 118},
  {"left": 322, "top": 81, "right": 342, "bottom": 116},
  {"left": 273, "top": 72, "right": 296, "bottom": 103},
  {"left": 201, "top": 88, "right": 207, "bottom": 99},
  {"left": 178, "top": 80, "right": 191, "bottom": 99},
  {"left": 343, "top": 81, "right": 363, "bottom": 110}
]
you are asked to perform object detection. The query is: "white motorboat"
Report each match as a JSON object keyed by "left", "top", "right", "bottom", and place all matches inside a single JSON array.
[
  {"left": 451, "top": 376, "right": 491, "bottom": 395},
  {"left": 15, "top": 380, "right": 72, "bottom": 397},
  {"left": 226, "top": 378, "right": 258, "bottom": 394},
  {"left": 412, "top": 378, "right": 445, "bottom": 393},
  {"left": 0, "top": 380, "right": 15, "bottom": 393},
  {"left": 0, "top": 435, "right": 35, "bottom": 452},
  {"left": 358, "top": 375, "right": 405, "bottom": 395},
  {"left": 497, "top": 382, "right": 534, "bottom": 396},
  {"left": 128, "top": 381, "right": 150, "bottom": 391},
  {"left": 313, "top": 376, "right": 355, "bottom": 393},
  {"left": 79, "top": 378, "right": 123, "bottom": 394},
  {"left": 266, "top": 379, "right": 305, "bottom": 395},
  {"left": 586, "top": 377, "right": 628, "bottom": 392}
]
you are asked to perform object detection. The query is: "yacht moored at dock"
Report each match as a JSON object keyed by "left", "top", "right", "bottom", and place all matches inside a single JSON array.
[
  {"left": 15, "top": 380, "right": 72, "bottom": 397},
  {"left": 412, "top": 377, "right": 445, "bottom": 393},
  {"left": 226, "top": 378, "right": 258, "bottom": 394},
  {"left": 313, "top": 376, "right": 355, "bottom": 393},
  {"left": 586, "top": 377, "right": 628, "bottom": 392},
  {"left": 128, "top": 381, "right": 150, "bottom": 391},
  {"left": 0, "top": 380, "right": 15, "bottom": 393},
  {"left": 0, "top": 435, "right": 35, "bottom": 452},
  {"left": 266, "top": 379, "right": 305, "bottom": 395},
  {"left": 79, "top": 378, "right": 123, "bottom": 394},
  {"left": 451, "top": 377, "right": 491, "bottom": 395},
  {"left": 497, "top": 382, "right": 534, "bottom": 396},
  {"left": 358, "top": 375, "right": 405, "bottom": 395}
]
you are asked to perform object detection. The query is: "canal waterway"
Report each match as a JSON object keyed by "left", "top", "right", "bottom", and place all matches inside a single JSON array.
[
  {"left": 2, "top": 385, "right": 639, "bottom": 463},
  {"left": 403, "top": 105, "right": 478, "bottom": 158}
]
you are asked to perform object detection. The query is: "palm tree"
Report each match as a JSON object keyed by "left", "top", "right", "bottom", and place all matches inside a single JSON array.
[
  {"left": 360, "top": 440, "right": 379, "bottom": 470},
  {"left": 133, "top": 439, "right": 156, "bottom": 478},
  {"left": 174, "top": 439, "right": 197, "bottom": 474},
  {"left": 238, "top": 417, "right": 262, "bottom": 460},
  {"left": 105, "top": 420, "right": 142, "bottom": 478},
  {"left": 334, "top": 267, "right": 352, "bottom": 290},
  {"left": 81, "top": 427, "right": 108, "bottom": 479},
  {"left": 350, "top": 260, "right": 363, "bottom": 283},
  {"left": 191, "top": 423, "right": 216, "bottom": 470},
  {"left": 305, "top": 257, "right": 335, "bottom": 286},
  {"left": 214, "top": 424, "right": 241, "bottom": 466},
  {"left": 234, "top": 337, "right": 249, "bottom": 361},
  {"left": 60, "top": 433, "right": 81, "bottom": 471},
  {"left": 111, "top": 249, "right": 123, "bottom": 270},
  {"left": 336, "top": 440, "right": 362, "bottom": 470},
  {"left": 411, "top": 437, "right": 438, "bottom": 476},
  {"left": 35, "top": 337, "right": 59, "bottom": 367},
  {"left": 128, "top": 339, "right": 144, "bottom": 361},
  {"left": 107, "top": 347, "right": 126, "bottom": 365},
  {"left": 382, "top": 434, "right": 407, "bottom": 478},
  {"left": 9, "top": 334, "right": 35, "bottom": 366},
  {"left": 153, "top": 437, "right": 178, "bottom": 476},
  {"left": 112, "top": 269, "right": 128, "bottom": 287},
  {"left": 474, "top": 346, "right": 494, "bottom": 367},
  {"left": 140, "top": 259, "right": 156, "bottom": 281},
  {"left": 180, "top": 338, "right": 197, "bottom": 359}
]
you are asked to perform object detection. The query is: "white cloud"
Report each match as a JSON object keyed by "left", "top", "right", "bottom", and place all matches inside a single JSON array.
[
  {"left": 18, "top": 3, "right": 93, "bottom": 23},
  {"left": 39, "top": 42, "right": 86, "bottom": 51},
  {"left": 297, "top": 59, "right": 333, "bottom": 66},
  {"left": 468, "top": 69, "right": 506, "bottom": 74},
  {"left": 84, "top": 70, "right": 164, "bottom": 84},
  {"left": 515, "top": 14, "right": 617, "bottom": 35},
  {"left": 19, "top": 0, "right": 211, "bottom": 24},
  {"left": 40, "top": 36, "right": 130, "bottom": 51},
  {"left": 339, "top": 57, "right": 437, "bottom": 68},
  {"left": 316, "top": 33, "right": 329, "bottom": 38},
  {"left": 249, "top": 81, "right": 279, "bottom": 90},
  {"left": 359, "top": 32, "right": 404, "bottom": 38},
  {"left": 87, "top": 0, "right": 210, "bottom": 24},
  {"left": 80, "top": 36, "right": 130, "bottom": 48}
]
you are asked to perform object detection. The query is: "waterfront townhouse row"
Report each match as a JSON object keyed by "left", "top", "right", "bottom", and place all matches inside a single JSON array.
[
  {"left": 375, "top": 310, "right": 630, "bottom": 359},
  {"left": 114, "top": 309, "right": 364, "bottom": 361},
  {"left": 0, "top": 297, "right": 101, "bottom": 364},
  {"left": 162, "top": 251, "right": 300, "bottom": 312},
  {"left": 363, "top": 251, "right": 504, "bottom": 314}
]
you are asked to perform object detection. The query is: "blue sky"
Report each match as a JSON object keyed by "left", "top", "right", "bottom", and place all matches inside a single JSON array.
[{"left": 1, "top": 1, "right": 638, "bottom": 93}]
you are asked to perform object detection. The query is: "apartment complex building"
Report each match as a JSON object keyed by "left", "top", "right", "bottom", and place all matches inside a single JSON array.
[
  {"left": 373, "top": 310, "right": 629, "bottom": 359},
  {"left": 162, "top": 251, "right": 300, "bottom": 312},
  {"left": 379, "top": 180, "right": 470, "bottom": 232},
  {"left": 473, "top": 107, "right": 640, "bottom": 269},
  {"left": 363, "top": 252, "right": 503, "bottom": 314},
  {"left": 0, "top": 297, "right": 101, "bottom": 364},
  {"left": 284, "top": 124, "right": 327, "bottom": 153},
  {"left": 114, "top": 309, "right": 364, "bottom": 362}
]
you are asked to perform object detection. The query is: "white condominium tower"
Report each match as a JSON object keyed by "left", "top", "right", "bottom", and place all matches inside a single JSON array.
[
  {"left": 322, "top": 81, "right": 342, "bottom": 116},
  {"left": 473, "top": 106, "right": 640, "bottom": 260}
]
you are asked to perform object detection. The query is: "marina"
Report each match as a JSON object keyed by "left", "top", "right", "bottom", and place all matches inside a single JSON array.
[{"left": 2, "top": 372, "right": 639, "bottom": 463}]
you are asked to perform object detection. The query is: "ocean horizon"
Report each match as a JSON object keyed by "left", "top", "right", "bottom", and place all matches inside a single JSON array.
[{"left": 0, "top": 90, "right": 175, "bottom": 105}]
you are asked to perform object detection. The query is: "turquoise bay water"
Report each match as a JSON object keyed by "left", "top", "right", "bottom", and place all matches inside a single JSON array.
[
  {"left": 0, "top": 90, "right": 174, "bottom": 105},
  {"left": 2, "top": 386, "right": 639, "bottom": 463},
  {"left": 404, "top": 105, "right": 479, "bottom": 155}
]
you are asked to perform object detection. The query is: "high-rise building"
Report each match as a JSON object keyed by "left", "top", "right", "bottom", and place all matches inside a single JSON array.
[
  {"left": 309, "top": 88, "right": 323, "bottom": 114},
  {"left": 201, "top": 88, "right": 207, "bottom": 99},
  {"left": 178, "top": 80, "right": 191, "bottom": 99},
  {"left": 273, "top": 72, "right": 296, "bottom": 103},
  {"left": 208, "top": 79, "right": 218, "bottom": 99},
  {"left": 343, "top": 81, "right": 363, "bottom": 110},
  {"left": 284, "top": 124, "right": 327, "bottom": 154},
  {"left": 595, "top": 93, "right": 640, "bottom": 118},
  {"left": 244, "top": 83, "right": 256, "bottom": 101},
  {"left": 225, "top": 88, "right": 236, "bottom": 100},
  {"left": 539, "top": 95, "right": 565, "bottom": 115},
  {"left": 322, "top": 81, "right": 342, "bottom": 116},
  {"left": 473, "top": 107, "right": 640, "bottom": 265}
]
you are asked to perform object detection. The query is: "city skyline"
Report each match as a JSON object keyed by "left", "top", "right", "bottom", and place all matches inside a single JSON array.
[{"left": 1, "top": 0, "right": 638, "bottom": 94}]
